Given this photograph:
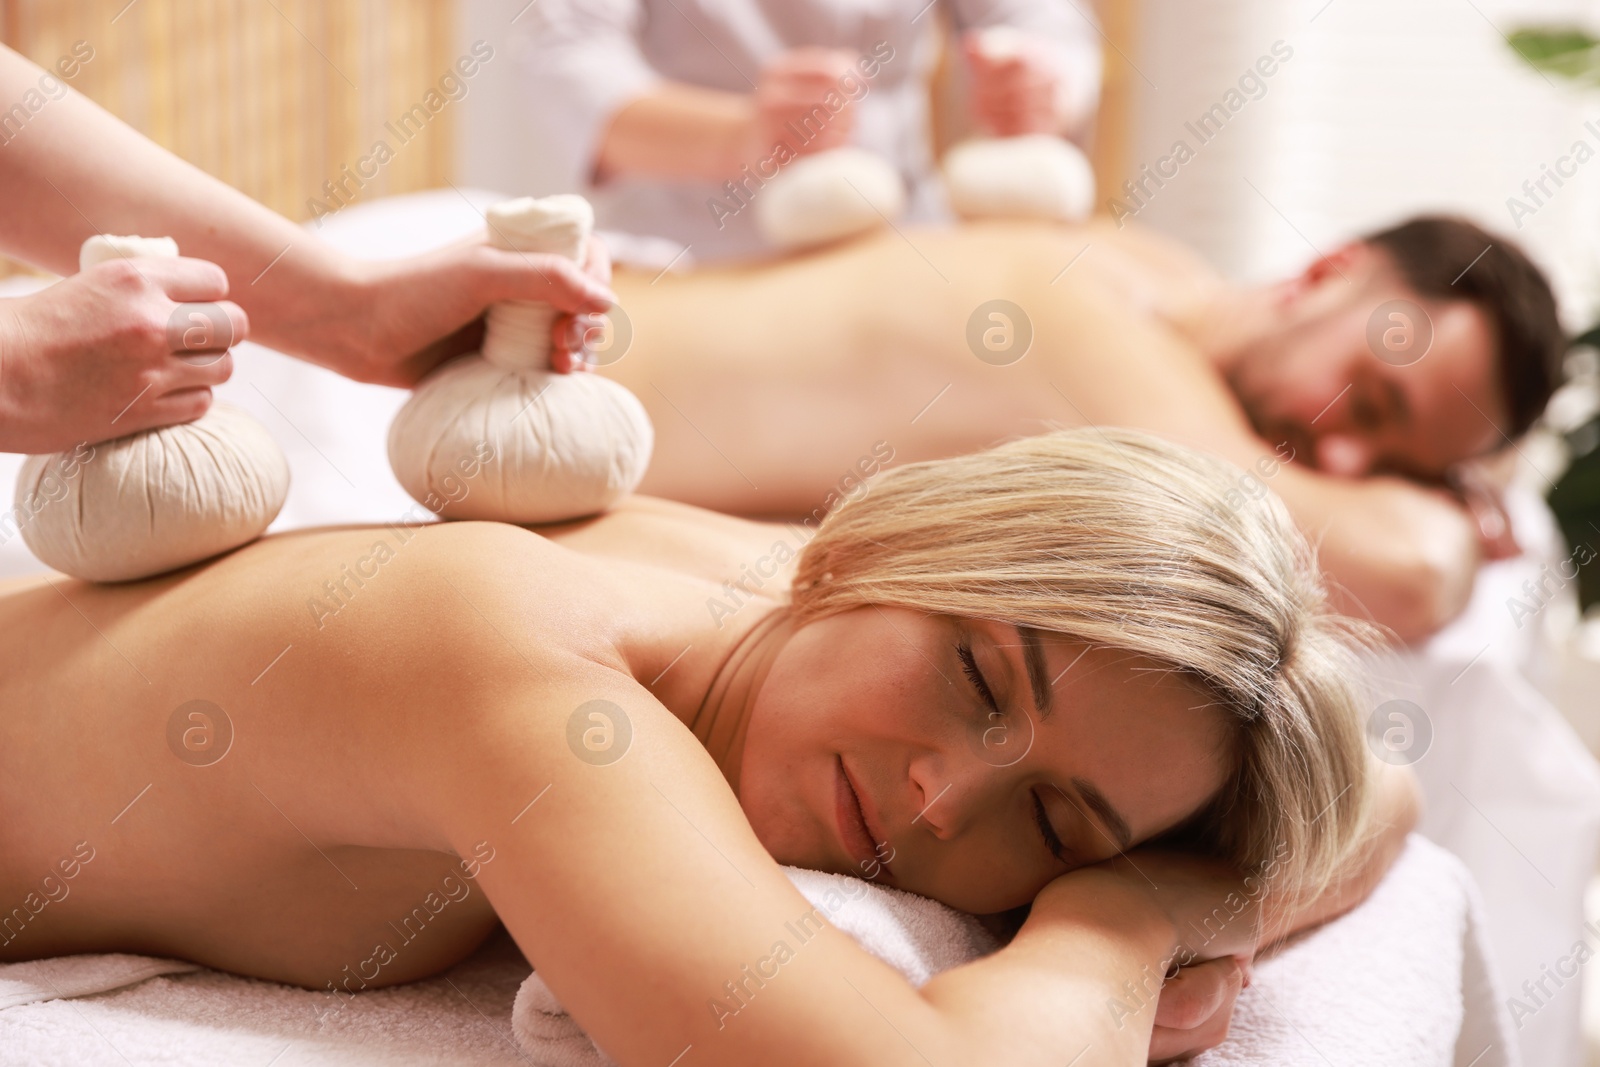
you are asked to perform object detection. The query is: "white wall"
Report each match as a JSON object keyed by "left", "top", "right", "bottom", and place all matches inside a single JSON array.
[
  {"left": 456, "top": 0, "right": 542, "bottom": 200},
  {"left": 1125, "top": 0, "right": 1600, "bottom": 327}
]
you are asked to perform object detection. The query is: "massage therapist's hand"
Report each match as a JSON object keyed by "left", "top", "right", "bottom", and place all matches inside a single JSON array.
[
  {"left": 0, "top": 256, "right": 245, "bottom": 453},
  {"left": 0, "top": 43, "right": 613, "bottom": 392},
  {"left": 551, "top": 234, "right": 614, "bottom": 375},
  {"left": 318, "top": 231, "right": 616, "bottom": 386},
  {"left": 963, "top": 30, "right": 1069, "bottom": 137},
  {"left": 747, "top": 48, "right": 860, "bottom": 159}
]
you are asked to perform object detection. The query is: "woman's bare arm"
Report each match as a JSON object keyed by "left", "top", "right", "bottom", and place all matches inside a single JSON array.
[
  {"left": 595, "top": 51, "right": 859, "bottom": 186},
  {"left": 385, "top": 526, "right": 1217, "bottom": 1067}
]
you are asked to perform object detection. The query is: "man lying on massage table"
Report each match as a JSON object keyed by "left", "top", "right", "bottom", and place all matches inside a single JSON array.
[
  {"left": 593, "top": 214, "right": 1563, "bottom": 642},
  {"left": 0, "top": 429, "right": 1415, "bottom": 1066}
]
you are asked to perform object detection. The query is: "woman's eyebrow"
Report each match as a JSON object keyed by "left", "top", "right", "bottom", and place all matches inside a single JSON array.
[
  {"left": 1069, "top": 777, "right": 1134, "bottom": 852},
  {"left": 1015, "top": 624, "right": 1053, "bottom": 720}
]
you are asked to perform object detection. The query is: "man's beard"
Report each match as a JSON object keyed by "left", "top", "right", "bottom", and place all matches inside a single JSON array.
[{"left": 1224, "top": 356, "right": 1315, "bottom": 469}]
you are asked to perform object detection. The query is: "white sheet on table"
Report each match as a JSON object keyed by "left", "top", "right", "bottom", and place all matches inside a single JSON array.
[{"left": 1379, "top": 483, "right": 1600, "bottom": 1067}]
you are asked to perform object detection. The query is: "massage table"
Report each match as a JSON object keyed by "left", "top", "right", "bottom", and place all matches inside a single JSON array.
[{"left": 0, "top": 187, "right": 1588, "bottom": 1063}]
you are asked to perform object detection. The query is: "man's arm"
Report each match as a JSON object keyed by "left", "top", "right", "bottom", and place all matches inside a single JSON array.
[
  {"left": 1270, "top": 467, "right": 1482, "bottom": 642},
  {"left": 0, "top": 46, "right": 613, "bottom": 387},
  {"left": 604, "top": 222, "right": 1482, "bottom": 641}
]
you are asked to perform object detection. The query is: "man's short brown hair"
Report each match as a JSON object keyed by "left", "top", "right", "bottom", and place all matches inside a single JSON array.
[{"left": 1363, "top": 215, "right": 1564, "bottom": 439}]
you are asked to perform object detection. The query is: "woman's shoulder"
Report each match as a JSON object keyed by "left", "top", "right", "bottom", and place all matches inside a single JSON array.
[
  {"left": 537, "top": 495, "right": 801, "bottom": 588},
  {"left": 226, "top": 519, "right": 590, "bottom": 661}
]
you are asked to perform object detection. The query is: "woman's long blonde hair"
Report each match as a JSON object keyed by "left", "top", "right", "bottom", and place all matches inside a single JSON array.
[{"left": 788, "top": 427, "right": 1374, "bottom": 897}]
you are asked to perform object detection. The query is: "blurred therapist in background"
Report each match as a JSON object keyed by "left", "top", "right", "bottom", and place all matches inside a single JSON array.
[{"left": 512, "top": 0, "right": 1102, "bottom": 262}]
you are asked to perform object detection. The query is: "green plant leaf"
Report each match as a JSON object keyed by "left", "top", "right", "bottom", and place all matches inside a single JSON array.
[{"left": 1509, "top": 26, "right": 1600, "bottom": 81}]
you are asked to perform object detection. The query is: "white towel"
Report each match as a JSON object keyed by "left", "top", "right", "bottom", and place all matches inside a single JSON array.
[
  {"left": 510, "top": 837, "right": 1518, "bottom": 1067},
  {"left": 0, "top": 954, "right": 196, "bottom": 1011},
  {"left": 512, "top": 866, "right": 1001, "bottom": 1066},
  {"left": 0, "top": 836, "right": 1516, "bottom": 1066},
  {"left": 1194, "top": 835, "right": 1519, "bottom": 1067}
]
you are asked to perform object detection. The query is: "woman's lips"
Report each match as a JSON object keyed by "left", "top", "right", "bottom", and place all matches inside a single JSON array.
[{"left": 835, "top": 755, "right": 891, "bottom": 879}]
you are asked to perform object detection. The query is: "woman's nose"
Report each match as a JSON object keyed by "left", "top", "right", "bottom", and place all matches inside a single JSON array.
[{"left": 907, "top": 753, "right": 1007, "bottom": 841}]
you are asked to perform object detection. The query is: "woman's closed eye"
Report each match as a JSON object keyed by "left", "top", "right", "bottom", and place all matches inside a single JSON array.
[
  {"left": 956, "top": 640, "right": 998, "bottom": 713},
  {"left": 1033, "top": 791, "right": 1068, "bottom": 863},
  {"left": 956, "top": 640, "right": 1068, "bottom": 864}
]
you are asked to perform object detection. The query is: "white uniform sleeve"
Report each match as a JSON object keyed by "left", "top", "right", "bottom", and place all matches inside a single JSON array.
[
  {"left": 512, "top": 0, "right": 664, "bottom": 195},
  {"left": 947, "top": 0, "right": 1104, "bottom": 137}
]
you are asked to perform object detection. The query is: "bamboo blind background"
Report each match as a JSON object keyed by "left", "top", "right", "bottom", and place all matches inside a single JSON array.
[{"left": 0, "top": 0, "right": 458, "bottom": 273}]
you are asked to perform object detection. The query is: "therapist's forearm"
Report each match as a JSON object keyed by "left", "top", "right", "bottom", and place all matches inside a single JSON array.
[
  {"left": 595, "top": 83, "right": 753, "bottom": 184},
  {"left": 0, "top": 46, "right": 360, "bottom": 367}
]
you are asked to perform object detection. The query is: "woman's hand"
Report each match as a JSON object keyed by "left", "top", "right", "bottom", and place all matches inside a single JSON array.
[
  {"left": 0, "top": 256, "right": 245, "bottom": 453},
  {"left": 1029, "top": 849, "right": 1261, "bottom": 1059},
  {"left": 1101, "top": 851, "right": 1263, "bottom": 963},
  {"left": 308, "top": 232, "right": 616, "bottom": 387},
  {"left": 1149, "top": 956, "right": 1248, "bottom": 1063},
  {"left": 1077, "top": 851, "right": 1262, "bottom": 1061}
]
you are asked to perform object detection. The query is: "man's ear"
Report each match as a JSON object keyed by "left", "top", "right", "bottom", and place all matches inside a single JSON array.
[{"left": 1288, "top": 242, "right": 1380, "bottom": 299}]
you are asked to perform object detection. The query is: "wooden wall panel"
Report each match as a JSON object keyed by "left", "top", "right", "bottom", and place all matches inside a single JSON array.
[{"left": 1089, "top": 0, "right": 1137, "bottom": 213}]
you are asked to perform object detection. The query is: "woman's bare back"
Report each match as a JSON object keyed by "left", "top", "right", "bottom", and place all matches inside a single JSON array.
[{"left": 0, "top": 498, "right": 788, "bottom": 987}]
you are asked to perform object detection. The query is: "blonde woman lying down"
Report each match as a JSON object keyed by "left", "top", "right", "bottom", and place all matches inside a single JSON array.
[{"left": 0, "top": 429, "right": 1412, "bottom": 1066}]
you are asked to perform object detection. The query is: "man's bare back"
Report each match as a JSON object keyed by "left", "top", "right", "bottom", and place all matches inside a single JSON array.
[{"left": 607, "top": 221, "right": 1219, "bottom": 513}]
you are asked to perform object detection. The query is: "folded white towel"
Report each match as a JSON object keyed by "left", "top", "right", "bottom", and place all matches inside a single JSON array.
[
  {"left": 0, "top": 953, "right": 196, "bottom": 1010},
  {"left": 513, "top": 866, "right": 1000, "bottom": 1066},
  {"left": 511, "top": 837, "right": 1519, "bottom": 1067},
  {"left": 1194, "top": 835, "right": 1519, "bottom": 1067}
]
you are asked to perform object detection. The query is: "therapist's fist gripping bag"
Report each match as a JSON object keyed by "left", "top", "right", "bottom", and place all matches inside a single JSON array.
[
  {"left": 387, "top": 195, "right": 653, "bottom": 523},
  {"left": 941, "top": 28, "right": 1096, "bottom": 223},
  {"left": 756, "top": 147, "right": 907, "bottom": 251},
  {"left": 17, "top": 236, "right": 289, "bottom": 582}
]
